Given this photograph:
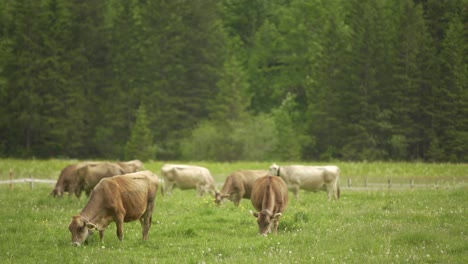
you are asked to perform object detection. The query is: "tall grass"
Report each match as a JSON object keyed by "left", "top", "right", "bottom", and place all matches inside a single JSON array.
[{"left": 0, "top": 160, "right": 467, "bottom": 263}]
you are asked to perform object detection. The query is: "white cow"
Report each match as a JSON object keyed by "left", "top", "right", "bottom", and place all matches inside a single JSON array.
[
  {"left": 268, "top": 163, "right": 340, "bottom": 200},
  {"left": 161, "top": 164, "right": 218, "bottom": 196}
]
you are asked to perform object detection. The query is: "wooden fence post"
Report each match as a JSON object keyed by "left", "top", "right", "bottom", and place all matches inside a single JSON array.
[
  {"left": 347, "top": 178, "right": 352, "bottom": 187},
  {"left": 388, "top": 179, "right": 392, "bottom": 189},
  {"left": 364, "top": 178, "right": 368, "bottom": 188},
  {"left": 410, "top": 179, "right": 414, "bottom": 188},
  {"left": 30, "top": 174, "right": 34, "bottom": 190}
]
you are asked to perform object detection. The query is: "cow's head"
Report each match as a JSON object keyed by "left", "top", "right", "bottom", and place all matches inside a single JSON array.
[
  {"left": 68, "top": 215, "right": 96, "bottom": 246},
  {"left": 214, "top": 192, "right": 230, "bottom": 205},
  {"left": 250, "top": 209, "right": 282, "bottom": 236},
  {"left": 269, "top": 163, "right": 280, "bottom": 176}
]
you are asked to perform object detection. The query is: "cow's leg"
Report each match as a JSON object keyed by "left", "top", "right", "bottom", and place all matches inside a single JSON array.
[
  {"left": 165, "top": 182, "right": 174, "bottom": 196},
  {"left": 141, "top": 201, "right": 155, "bottom": 240},
  {"left": 235, "top": 189, "right": 245, "bottom": 206},
  {"left": 325, "top": 184, "right": 333, "bottom": 201},
  {"left": 140, "top": 214, "right": 152, "bottom": 240},
  {"left": 232, "top": 193, "right": 241, "bottom": 206},
  {"left": 73, "top": 184, "right": 83, "bottom": 199},
  {"left": 196, "top": 184, "right": 204, "bottom": 196},
  {"left": 209, "top": 185, "right": 217, "bottom": 196},
  {"left": 292, "top": 186, "right": 300, "bottom": 199},
  {"left": 203, "top": 184, "right": 212, "bottom": 196},
  {"left": 85, "top": 188, "right": 91, "bottom": 197},
  {"left": 272, "top": 220, "right": 278, "bottom": 234},
  {"left": 272, "top": 213, "right": 282, "bottom": 234},
  {"left": 115, "top": 215, "right": 125, "bottom": 241},
  {"left": 99, "top": 230, "right": 105, "bottom": 241}
]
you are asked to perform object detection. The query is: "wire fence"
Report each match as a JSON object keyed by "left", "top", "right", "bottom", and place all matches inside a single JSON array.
[
  {"left": 341, "top": 178, "right": 449, "bottom": 190},
  {"left": 1, "top": 171, "right": 465, "bottom": 191},
  {"left": 0, "top": 175, "right": 56, "bottom": 190}
]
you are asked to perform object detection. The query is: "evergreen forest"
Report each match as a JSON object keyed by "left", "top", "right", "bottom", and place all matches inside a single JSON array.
[{"left": 0, "top": 0, "right": 466, "bottom": 162}]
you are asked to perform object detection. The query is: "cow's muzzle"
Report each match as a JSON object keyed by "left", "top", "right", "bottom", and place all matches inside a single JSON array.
[{"left": 71, "top": 242, "right": 81, "bottom": 247}]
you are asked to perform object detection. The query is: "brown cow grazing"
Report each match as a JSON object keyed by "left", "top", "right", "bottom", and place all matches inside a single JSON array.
[
  {"left": 50, "top": 164, "right": 78, "bottom": 197},
  {"left": 51, "top": 162, "right": 100, "bottom": 198},
  {"left": 117, "top": 160, "right": 144, "bottom": 173},
  {"left": 215, "top": 170, "right": 267, "bottom": 206},
  {"left": 250, "top": 176, "right": 289, "bottom": 236},
  {"left": 76, "top": 162, "right": 125, "bottom": 197},
  {"left": 68, "top": 170, "right": 159, "bottom": 246}
]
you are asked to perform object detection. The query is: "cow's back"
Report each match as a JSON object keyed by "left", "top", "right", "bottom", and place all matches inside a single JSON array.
[
  {"left": 251, "top": 176, "right": 289, "bottom": 213},
  {"left": 164, "top": 166, "right": 210, "bottom": 187},
  {"left": 92, "top": 171, "right": 158, "bottom": 222},
  {"left": 282, "top": 165, "right": 313, "bottom": 180},
  {"left": 172, "top": 168, "right": 204, "bottom": 188},
  {"left": 237, "top": 170, "right": 267, "bottom": 198},
  {"left": 83, "top": 162, "right": 124, "bottom": 189},
  {"left": 117, "top": 160, "right": 144, "bottom": 173}
]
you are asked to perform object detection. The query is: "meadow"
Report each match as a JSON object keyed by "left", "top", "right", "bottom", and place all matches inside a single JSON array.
[{"left": 0, "top": 160, "right": 467, "bottom": 263}]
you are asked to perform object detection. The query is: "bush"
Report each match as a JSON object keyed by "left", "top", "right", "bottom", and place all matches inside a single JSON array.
[{"left": 180, "top": 114, "right": 277, "bottom": 161}]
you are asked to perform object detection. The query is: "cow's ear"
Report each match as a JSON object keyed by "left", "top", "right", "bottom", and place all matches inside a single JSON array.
[
  {"left": 86, "top": 222, "right": 97, "bottom": 230},
  {"left": 250, "top": 210, "right": 259, "bottom": 218},
  {"left": 273, "top": 213, "right": 282, "bottom": 219}
]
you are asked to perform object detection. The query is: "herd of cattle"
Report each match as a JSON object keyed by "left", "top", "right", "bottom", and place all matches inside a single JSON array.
[{"left": 52, "top": 161, "right": 340, "bottom": 246}]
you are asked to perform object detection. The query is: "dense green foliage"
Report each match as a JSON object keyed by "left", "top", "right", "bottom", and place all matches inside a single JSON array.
[
  {"left": 0, "top": 0, "right": 466, "bottom": 161},
  {"left": 0, "top": 159, "right": 466, "bottom": 263},
  {"left": 124, "top": 104, "right": 156, "bottom": 161}
]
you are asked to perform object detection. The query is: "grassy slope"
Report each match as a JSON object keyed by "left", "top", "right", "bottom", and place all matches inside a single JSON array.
[
  {"left": 0, "top": 184, "right": 466, "bottom": 263},
  {"left": 0, "top": 160, "right": 467, "bottom": 263}
]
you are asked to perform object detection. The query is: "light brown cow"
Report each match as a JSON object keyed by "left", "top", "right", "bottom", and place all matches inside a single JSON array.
[
  {"left": 68, "top": 170, "right": 159, "bottom": 246},
  {"left": 250, "top": 176, "right": 289, "bottom": 236},
  {"left": 76, "top": 162, "right": 125, "bottom": 197},
  {"left": 161, "top": 164, "right": 218, "bottom": 196},
  {"left": 117, "top": 160, "right": 144, "bottom": 173},
  {"left": 215, "top": 170, "right": 267, "bottom": 206}
]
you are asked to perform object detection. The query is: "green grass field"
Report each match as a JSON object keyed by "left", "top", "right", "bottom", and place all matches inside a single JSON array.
[{"left": 0, "top": 160, "right": 467, "bottom": 263}]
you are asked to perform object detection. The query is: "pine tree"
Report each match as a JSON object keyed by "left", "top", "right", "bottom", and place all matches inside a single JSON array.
[
  {"left": 209, "top": 37, "right": 249, "bottom": 123},
  {"left": 390, "top": 0, "right": 428, "bottom": 160},
  {"left": 1, "top": 0, "right": 47, "bottom": 156},
  {"left": 339, "top": 0, "right": 395, "bottom": 160},
  {"left": 305, "top": 0, "right": 350, "bottom": 160},
  {"left": 272, "top": 93, "right": 303, "bottom": 161},
  {"left": 97, "top": 0, "right": 145, "bottom": 159},
  {"left": 435, "top": 15, "right": 468, "bottom": 161},
  {"left": 125, "top": 104, "right": 155, "bottom": 161}
]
